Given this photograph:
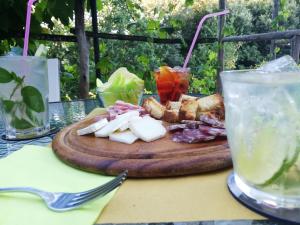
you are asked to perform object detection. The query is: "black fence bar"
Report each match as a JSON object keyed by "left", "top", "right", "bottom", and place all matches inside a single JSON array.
[
  {"left": 0, "top": 33, "right": 78, "bottom": 42},
  {"left": 69, "top": 28, "right": 217, "bottom": 44},
  {"left": 2, "top": 29, "right": 300, "bottom": 45},
  {"left": 223, "top": 29, "right": 300, "bottom": 42},
  {"left": 90, "top": 0, "right": 101, "bottom": 79},
  {"left": 0, "top": 31, "right": 217, "bottom": 45}
]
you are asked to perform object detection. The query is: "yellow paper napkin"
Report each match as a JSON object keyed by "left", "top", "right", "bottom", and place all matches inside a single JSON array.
[{"left": 0, "top": 145, "right": 117, "bottom": 225}]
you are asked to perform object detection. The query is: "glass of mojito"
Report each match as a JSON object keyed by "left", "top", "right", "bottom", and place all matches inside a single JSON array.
[
  {"left": 0, "top": 56, "right": 49, "bottom": 139},
  {"left": 222, "top": 69, "right": 300, "bottom": 208}
]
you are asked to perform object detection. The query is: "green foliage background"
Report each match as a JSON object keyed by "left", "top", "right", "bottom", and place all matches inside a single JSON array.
[{"left": 0, "top": 0, "right": 300, "bottom": 100}]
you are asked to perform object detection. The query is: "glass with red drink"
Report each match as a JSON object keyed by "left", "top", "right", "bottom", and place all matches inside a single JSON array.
[{"left": 154, "top": 66, "right": 190, "bottom": 104}]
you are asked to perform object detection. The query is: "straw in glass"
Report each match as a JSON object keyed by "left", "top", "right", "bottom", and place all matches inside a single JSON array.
[
  {"left": 23, "top": 0, "right": 37, "bottom": 56},
  {"left": 183, "top": 9, "right": 230, "bottom": 69}
]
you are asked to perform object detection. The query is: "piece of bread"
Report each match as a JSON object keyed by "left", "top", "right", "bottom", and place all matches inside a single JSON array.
[
  {"left": 197, "top": 94, "right": 224, "bottom": 112},
  {"left": 179, "top": 99, "right": 199, "bottom": 121},
  {"left": 163, "top": 109, "right": 179, "bottom": 123},
  {"left": 179, "top": 94, "right": 198, "bottom": 102},
  {"left": 142, "top": 97, "right": 166, "bottom": 119},
  {"left": 165, "top": 101, "right": 181, "bottom": 110}
]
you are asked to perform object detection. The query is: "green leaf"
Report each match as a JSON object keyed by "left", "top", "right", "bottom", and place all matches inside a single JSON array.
[
  {"left": 147, "top": 19, "right": 159, "bottom": 30},
  {"left": 158, "top": 31, "right": 168, "bottom": 39},
  {"left": 26, "top": 107, "right": 42, "bottom": 126},
  {"left": 14, "top": 75, "right": 23, "bottom": 85},
  {"left": 2, "top": 100, "right": 15, "bottom": 113},
  {"left": 137, "top": 55, "right": 150, "bottom": 66},
  {"left": 21, "top": 86, "right": 45, "bottom": 113},
  {"left": 99, "top": 42, "right": 107, "bottom": 54},
  {"left": 0, "top": 67, "right": 14, "bottom": 83},
  {"left": 185, "top": 0, "right": 194, "bottom": 6},
  {"left": 275, "top": 47, "right": 281, "bottom": 54},
  {"left": 11, "top": 116, "right": 34, "bottom": 130},
  {"left": 97, "top": 0, "right": 103, "bottom": 10},
  {"left": 126, "top": 0, "right": 134, "bottom": 10},
  {"left": 96, "top": 57, "right": 113, "bottom": 74}
]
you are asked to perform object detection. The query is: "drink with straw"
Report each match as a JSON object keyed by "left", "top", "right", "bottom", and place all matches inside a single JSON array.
[
  {"left": 154, "top": 66, "right": 189, "bottom": 104},
  {"left": 0, "top": 0, "right": 49, "bottom": 139},
  {"left": 222, "top": 69, "right": 300, "bottom": 208},
  {"left": 154, "top": 10, "right": 229, "bottom": 104}
]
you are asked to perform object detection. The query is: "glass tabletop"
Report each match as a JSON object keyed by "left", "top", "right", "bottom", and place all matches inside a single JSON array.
[
  {"left": 0, "top": 99, "right": 289, "bottom": 225},
  {"left": 0, "top": 99, "right": 100, "bottom": 158}
]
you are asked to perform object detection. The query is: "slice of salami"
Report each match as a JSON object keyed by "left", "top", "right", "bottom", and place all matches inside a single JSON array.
[
  {"left": 172, "top": 129, "right": 216, "bottom": 143},
  {"left": 199, "top": 115, "right": 225, "bottom": 129},
  {"left": 168, "top": 124, "right": 188, "bottom": 132},
  {"left": 172, "top": 131, "right": 187, "bottom": 142},
  {"left": 181, "top": 120, "right": 203, "bottom": 125},
  {"left": 106, "top": 101, "right": 146, "bottom": 119},
  {"left": 198, "top": 125, "right": 226, "bottom": 137}
]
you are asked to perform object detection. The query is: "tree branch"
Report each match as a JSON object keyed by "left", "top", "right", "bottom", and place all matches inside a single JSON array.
[{"left": 75, "top": 0, "right": 89, "bottom": 99}]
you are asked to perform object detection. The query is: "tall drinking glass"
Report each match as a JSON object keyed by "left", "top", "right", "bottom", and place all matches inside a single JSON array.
[
  {"left": 221, "top": 69, "right": 300, "bottom": 208},
  {"left": 0, "top": 56, "right": 49, "bottom": 139}
]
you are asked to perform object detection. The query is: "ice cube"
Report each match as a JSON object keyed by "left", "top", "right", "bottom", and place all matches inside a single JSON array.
[{"left": 259, "top": 55, "right": 300, "bottom": 72}]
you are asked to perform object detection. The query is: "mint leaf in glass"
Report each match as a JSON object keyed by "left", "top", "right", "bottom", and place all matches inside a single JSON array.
[
  {"left": 26, "top": 107, "right": 43, "bottom": 126},
  {"left": 21, "top": 86, "right": 45, "bottom": 113},
  {"left": 0, "top": 67, "right": 14, "bottom": 83},
  {"left": 11, "top": 116, "right": 34, "bottom": 130},
  {"left": 2, "top": 100, "right": 15, "bottom": 113}
]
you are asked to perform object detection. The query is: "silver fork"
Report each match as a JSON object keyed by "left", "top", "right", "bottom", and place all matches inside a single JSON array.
[{"left": 0, "top": 170, "right": 128, "bottom": 212}]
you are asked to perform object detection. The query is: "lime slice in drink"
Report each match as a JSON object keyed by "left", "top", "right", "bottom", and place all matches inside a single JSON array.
[{"left": 235, "top": 125, "right": 297, "bottom": 186}]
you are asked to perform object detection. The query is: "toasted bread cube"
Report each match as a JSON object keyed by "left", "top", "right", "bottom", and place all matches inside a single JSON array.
[
  {"left": 163, "top": 109, "right": 179, "bottom": 123},
  {"left": 142, "top": 97, "right": 166, "bottom": 119},
  {"left": 179, "top": 94, "right": 198, "bottom": 102},
  {"left": 165, "top": 101, "right": 181, "bottom": 110},
  {"left": 197, "top": 94, "right": 224, "bottom": 112},
  {"left": 179, "top": 99, "right": 198, "bottom": 121}
]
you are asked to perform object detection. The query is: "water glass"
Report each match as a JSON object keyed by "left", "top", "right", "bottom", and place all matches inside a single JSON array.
[
  {"left": 0, "top": 56, "right": 49, "bottom": 139},
  {"left": 221, "top": 69, "right": 300, "bottom": 208}
]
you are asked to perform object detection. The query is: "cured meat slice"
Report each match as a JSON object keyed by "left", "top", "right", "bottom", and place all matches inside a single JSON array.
[
  {"left": 172, "top": 129, "right": 216, "bottom": 143},
  {"left": 181, "top": 120, "right": 203, "bottom": 125},
  {"left": 107, "top": 100, "right": 147, "bottom": 119},
  {"left": 199, "top": 115, "right": 225, "bottom": 129},
  {"left": 168, "top": 122, "right": 199, "bottom": 132},
  {"left": 180, "top": 120, "right": 203, "bottom": 129},
  {"left": 168, "top": 124, "right": 188, "bottom": 132},
  {"left": 198, "top": 125, "right": 226, "bottom": 137}
]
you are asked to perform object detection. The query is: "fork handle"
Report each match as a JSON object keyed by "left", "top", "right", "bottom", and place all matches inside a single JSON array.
[{"left": 0, "top": 187, "right": 45, "bottom": 197}]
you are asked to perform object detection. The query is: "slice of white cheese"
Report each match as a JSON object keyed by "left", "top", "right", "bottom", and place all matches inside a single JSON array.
[
  {"left": 95, "top": 111, "right": 139, "bottom": 137},
  {"left": 129, "top": 115, "right": 142, "bottom": 122},
  {"left": 118, "top": 121, "right": 129, "bottom": 132},
  {"left": 118, "top": 116, "right": 142, "bottom": 132},
  {"left": 109, "top": 131, "right": 139, "bottom": 144},
  {"left": 129, "top": 116, "right": 167, "bottom": 142},
  {"left": 77, "top": 118, "right": 108, "bottom": 136},
  {"left": 142, "top": 115, "right": 163, "bottom": 124}
]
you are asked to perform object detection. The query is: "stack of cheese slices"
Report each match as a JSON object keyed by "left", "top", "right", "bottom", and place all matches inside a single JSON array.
[{"left": 77, "top": 110, "right": 166, "bottom": 144}]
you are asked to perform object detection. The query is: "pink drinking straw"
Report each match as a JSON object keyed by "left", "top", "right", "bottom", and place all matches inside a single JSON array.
[
  {"left": 23, "top": 0, "right": 37, "bottom": 56},
  {"left": 183, "top": 9, "right": 230, "bottom": 69}
]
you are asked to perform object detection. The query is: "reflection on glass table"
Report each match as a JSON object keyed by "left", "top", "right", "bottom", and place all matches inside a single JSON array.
[{"left": 0, "top": 99, "right": 99, "bottom": 158}]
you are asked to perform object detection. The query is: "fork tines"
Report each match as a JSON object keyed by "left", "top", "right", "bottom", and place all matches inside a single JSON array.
[{"left": 67, "top": 170, "right": 128, "bottom": 207}]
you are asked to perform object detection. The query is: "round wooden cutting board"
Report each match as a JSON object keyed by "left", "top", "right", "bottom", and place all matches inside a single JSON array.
[{"left": 52, "top": 116, "right": 232, "bottom": 177}]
